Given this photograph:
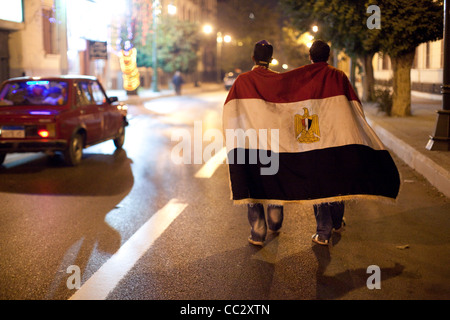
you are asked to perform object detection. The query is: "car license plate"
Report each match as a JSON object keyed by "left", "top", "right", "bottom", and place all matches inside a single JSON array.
[{"left": 1, "top": 126, "right": 25, "bottom": 138}]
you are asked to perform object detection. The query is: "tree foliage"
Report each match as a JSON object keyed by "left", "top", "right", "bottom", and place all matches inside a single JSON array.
[
  {"left": 366, "top": 0, "right": 443, "bottom": 116},
  {"left": 281, "top": 0, "right": 444, "bottom": 114},
  {"left": 365, "top": 0, "right": 443, "bottom": 57},
  {"left": 155, "top": 17, "right": 200, "bottom": 74},
  {"left": 281, "top": 0, "right": 379, "bottom": 62},
  {"left": 134, "top": 17, "right": 200, "bottom": 74}
]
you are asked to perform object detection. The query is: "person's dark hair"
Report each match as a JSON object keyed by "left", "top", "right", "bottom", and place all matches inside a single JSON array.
[
  {"left": 253, "top": 40, "right": 273, "bottom": 66},
  {"left": 309, "top": 40, "right": 330, "bottom": 63}
]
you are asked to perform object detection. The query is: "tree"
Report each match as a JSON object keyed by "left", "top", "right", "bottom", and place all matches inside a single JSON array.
[
  {"left": 155, "top": 17, "right": 200, "bottom": 74},
  {"left": 366, "top": 0, "right": 443, "bottom": 116},
  {"left": 281, "top": 26, "right": 311, "bottom": 69},
  {"left": 281, "top": 0, "right": 380, "bottom": 102},
  {"left": 282, "top": 0, "right": 444, "bottom": 115},
  {"left": 127, "top": 3, "right": 200, "bottom": 75}
]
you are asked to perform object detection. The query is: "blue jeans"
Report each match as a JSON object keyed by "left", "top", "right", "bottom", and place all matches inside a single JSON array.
[
  {"left": 313, "top": 202, "right": 345, "bottom": 240},
  {"left": 248, "top": 204, "right": 284, "bottom": 242}
]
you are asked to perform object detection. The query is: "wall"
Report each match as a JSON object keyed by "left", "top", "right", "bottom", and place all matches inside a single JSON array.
[{"left": 8, "top": 0, "right": 63, "bottom": 77}]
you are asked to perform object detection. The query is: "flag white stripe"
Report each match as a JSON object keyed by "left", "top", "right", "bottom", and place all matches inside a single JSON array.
[{"left": 223, "top": 95, "right": 385, "bottom": 153}]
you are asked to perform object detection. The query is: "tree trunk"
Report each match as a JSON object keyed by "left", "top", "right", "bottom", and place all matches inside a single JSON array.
[
  {"left": 361, "top": 52, "right": 376, "bottom": 102},
  {"left": 349, "top": 54, "right": 357, "bottom": 89},
  {"left": 390, "top": 50, "right": 415, "bottom": 117}
]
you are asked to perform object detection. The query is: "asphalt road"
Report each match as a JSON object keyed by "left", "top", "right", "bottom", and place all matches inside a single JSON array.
[{"left": 0, "top": 90, "right": 449, "bottom": 304}]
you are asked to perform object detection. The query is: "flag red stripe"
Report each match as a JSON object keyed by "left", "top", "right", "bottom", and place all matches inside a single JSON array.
[{"left": 225, "top": 62, "right": 360, "bottom": 105}]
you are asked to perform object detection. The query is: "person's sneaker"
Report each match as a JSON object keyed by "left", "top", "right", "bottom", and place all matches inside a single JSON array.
[
  {"left": 267, "top": 228, "right": 280, "bottom": 236},
  {"left": 248, "top": 236, "right": 264, "bottom": 247},
  {"left": 333, "top": 218, "right": 347, "bottom": 234},
  {"left": 311, "top": 233, "right": 329, "bottom": 246}
]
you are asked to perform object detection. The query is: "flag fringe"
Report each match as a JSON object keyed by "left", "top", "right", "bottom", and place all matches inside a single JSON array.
[{"left": 231, "top": 194, "right": 398, "bottom": 207}]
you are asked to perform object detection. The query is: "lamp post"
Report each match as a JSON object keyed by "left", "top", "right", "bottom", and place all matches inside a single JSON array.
[
  {"left": 216, "top": 32, "right": 231, "bottom": 83},
  {"left": 151, "top": 0, "right": 161, "bottom": 92},
  {"left": 427, "top": 0, "right": 450, "bottom": 151},
  {"left": 216, "top": 32, "right": 223, "bottom": 83}
]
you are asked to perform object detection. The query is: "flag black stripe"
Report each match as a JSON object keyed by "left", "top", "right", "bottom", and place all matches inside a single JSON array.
[{"left": 227, "top": 144, "right": 400, "bottom": 202}]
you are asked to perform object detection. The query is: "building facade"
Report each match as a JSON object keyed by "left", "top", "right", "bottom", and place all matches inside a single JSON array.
[
  {"left": 1, "top": 0, "right": 68, "bottom": 82},
  {"left": 373, "top": 39, "right": 444, "bottom": 99},
  {"left": 1, "top": 0, "right": 217, "bottom": 89}
]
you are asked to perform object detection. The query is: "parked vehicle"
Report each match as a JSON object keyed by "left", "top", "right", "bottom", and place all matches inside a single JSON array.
[{"left": 0, "top": 75, "right": 128, "bottom": 166}]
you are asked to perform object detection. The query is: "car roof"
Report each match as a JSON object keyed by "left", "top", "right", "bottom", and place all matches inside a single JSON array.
[{"left": 4, "top": 75, "right": 98, "bottom": 82}]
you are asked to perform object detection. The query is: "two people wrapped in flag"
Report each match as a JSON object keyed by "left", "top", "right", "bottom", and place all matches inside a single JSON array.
[{"left": 223, "top": 40, "right": 400, "bottom": 246}]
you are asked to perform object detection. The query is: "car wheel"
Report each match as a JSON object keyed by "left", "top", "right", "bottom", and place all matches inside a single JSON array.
[
  {"left": 113, "top": 125, "right": 125, "bottom": 149},
  {"left": 0, "top": 152, "right": 6, "bottom": 165},
  {"left": 64, "top": 133, "right": 84, "bottom": 166}
]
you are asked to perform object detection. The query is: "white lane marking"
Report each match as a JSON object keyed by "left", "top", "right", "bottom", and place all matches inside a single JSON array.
[
  {"left": 69, "top": 198, "right": 188, "bottom": 300},
  {"left": 194, "top": 147, "right": 227, "bottom": 179}
]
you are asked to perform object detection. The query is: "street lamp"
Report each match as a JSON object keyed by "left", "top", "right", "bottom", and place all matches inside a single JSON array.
[
  {"left": 168, "top": 4, "right": 177, "bottom": 15},
  {"left": 203, "top": 24, "right": 213, "bottom": 35},
  {"left": 216, "top": 32, "right": 232, "bottom": 83}
]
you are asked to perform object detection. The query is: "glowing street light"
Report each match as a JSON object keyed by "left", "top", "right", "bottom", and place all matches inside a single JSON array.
[
  {"left": 203, "top": 24, "right": 213, "bottom": 35},
  {"left": 312, "top": 25, "right": 319, "bottom": 33},
  {"left": 168, "top": 4, "right": 177, "bottom": 15},
  {"left": 216, "top": 32, "right": 232, "bottom": 82}
]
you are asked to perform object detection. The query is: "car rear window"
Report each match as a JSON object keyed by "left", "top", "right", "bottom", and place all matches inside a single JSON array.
[{"left": 0, "top": 80, "right": 69, "bottom": 106}]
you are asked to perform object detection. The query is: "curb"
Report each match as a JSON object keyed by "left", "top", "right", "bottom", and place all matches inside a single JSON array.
[{"left": 366, "top": 116, "right": 450, "bottom": 198}]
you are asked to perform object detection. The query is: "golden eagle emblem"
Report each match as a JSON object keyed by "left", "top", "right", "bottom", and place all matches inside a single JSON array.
[{"left": 295, "top": 107, "right": 320, "bottom": 143}]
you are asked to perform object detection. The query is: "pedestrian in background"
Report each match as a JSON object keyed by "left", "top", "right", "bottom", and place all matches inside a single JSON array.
[{"left": 172, "top": 71, "right": 184, "bottom": 95}]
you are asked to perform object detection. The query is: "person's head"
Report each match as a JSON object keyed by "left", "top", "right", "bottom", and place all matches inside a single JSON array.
[
  {"left": 32, "top": 85, "right": 45, "bottom": 97},
  {"left": 309, "top": 40, "right": 330, "bottom": 63},
  {"left": 252, "top": 40, "right": 273, "bottom": 66}
]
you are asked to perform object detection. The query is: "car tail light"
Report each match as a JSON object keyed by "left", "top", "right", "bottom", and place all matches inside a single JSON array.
[
  {"left": 37, "top": 124, "right": 56, "bottom": 138},
  {"left": 38, "top": 129, "right": 50, "bottom": 138}
]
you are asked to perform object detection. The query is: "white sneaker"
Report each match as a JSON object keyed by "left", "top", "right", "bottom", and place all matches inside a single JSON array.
[{"left": 311, "top": 233, "right": 329, "bottom": 246}]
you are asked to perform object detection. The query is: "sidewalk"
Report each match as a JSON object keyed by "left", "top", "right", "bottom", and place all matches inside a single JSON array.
[
  {"left": 108, "top": 83, "right": 449, "bottom": 199},
  {"left": 107, "top": 82, "right": 225, "bottom": 105},
  {"left": 364, "top": 96, "right": 450, "bottom": 198}
]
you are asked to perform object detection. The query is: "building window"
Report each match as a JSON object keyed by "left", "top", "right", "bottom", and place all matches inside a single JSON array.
[{"left": 42, "top": 8, "right": 58, "bottom": 55}]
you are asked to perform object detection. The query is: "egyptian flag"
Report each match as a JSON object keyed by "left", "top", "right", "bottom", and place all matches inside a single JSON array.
[{"left": 223, "top": 62, "right": 400, "bottom": 205}]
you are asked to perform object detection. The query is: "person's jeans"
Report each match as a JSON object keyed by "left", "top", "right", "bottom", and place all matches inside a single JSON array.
[
  {"left": 313, "top": 201, "right": 345, "bottom": 240},
  {"left": 248, "top": 204, "right": 284, "bottom": 242}
]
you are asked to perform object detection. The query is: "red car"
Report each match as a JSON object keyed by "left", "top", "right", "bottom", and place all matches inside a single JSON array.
[{"left": 0, "top": 75, "right": 128, "bottom": 166}]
